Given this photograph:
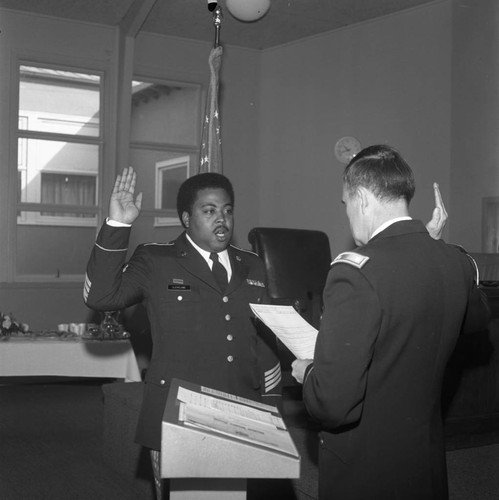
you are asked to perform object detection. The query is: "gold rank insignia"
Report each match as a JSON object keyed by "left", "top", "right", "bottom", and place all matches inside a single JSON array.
[{"left": 332, "top": 251, "right": 370, "bottom": 269}]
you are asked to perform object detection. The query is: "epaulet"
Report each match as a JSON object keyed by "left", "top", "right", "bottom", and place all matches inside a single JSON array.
[
  {"left": 331, "top": 251, "right": 370, "bottom": 269},
  {"left": 229, "top": 244, "right": 259, "bottom": 257}
]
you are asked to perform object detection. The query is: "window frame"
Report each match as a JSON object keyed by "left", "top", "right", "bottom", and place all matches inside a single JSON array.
[
  {"left": 129, "top": 74, "right": 202, "bottom": 225},
  {"left": 154, "top": 156, "right": 190, "bottom": 227},
  {"left": 11, "top": 60, "right": 106, "bottom": 282}
]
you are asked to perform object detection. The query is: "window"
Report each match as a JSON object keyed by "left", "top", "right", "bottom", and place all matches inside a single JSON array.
[
  {"left": 17, "top": 65, "right": 100, "bottom": 227},
  {"left": 41, "top": 173, "right": 97, "bottom": 219},
  {"left": 129, "top": 78, "right": 201, "bottom": 228},
  {"left": 15, "top": 64, "right": 102, "bottom": 280},
  {"left": 154, "top": 156, "right": 190, "bottom": 226}
]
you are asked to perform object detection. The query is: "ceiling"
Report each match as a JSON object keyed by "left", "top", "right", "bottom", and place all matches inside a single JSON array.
[{"left": 0, "top": 0, "right": 435, "bottom": 50}]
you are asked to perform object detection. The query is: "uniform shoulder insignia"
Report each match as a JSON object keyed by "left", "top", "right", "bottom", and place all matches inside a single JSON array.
[
  {"left": 332, "top": 251, "right": 370, "bottom": 269},
  {"left": 143, "top": 242, "right": 174, "bottom": 247},
  {"left": 229, "top": 244, "right": 259, "bottom": 257}
]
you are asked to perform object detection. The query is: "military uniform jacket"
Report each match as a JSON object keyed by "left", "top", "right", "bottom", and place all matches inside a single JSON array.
[
  {"left": 302, "top": 220, "right": 490, "bottom": 500},
  {"left": 84, "top": 223, "right": 282, "bottom": 450}
]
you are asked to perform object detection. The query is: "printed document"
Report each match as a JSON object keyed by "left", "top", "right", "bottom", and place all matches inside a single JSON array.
[
  {"left": 250, "top": 303, "right": 317, "bottom": 359},
  {"left": 176, "top": 386, "right": 298, "bottom": 457}
]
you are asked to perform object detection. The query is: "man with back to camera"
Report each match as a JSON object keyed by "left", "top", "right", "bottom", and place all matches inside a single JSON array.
[
  {"left": 83, "top": 167, "right": 282, "bottom": 498},
  {"left": 292, "top": 145, "right": 490, "bottom": 500}
]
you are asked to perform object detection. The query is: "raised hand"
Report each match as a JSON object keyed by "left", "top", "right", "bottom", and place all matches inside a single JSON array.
[
  {"left": 109, "top": 167, "right": 143, "bottom": 224},
  {"left": 426, "top": 182, "right": 448, "bottom": 240}
]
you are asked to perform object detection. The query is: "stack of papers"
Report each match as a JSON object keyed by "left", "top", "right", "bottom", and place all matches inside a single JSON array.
[
  {"left": 250, "top": 303, "right": 317, "bottom": 359},
  {"left": 177, "top": 387, "right": 298, "bottom": 457}
]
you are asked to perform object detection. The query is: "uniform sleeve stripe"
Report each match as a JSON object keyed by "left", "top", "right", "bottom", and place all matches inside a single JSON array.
[
  {"left": 466, "top": 253, "right": 480, "bottom": 285},
  {"left": 264, "top": 362, "right": 281, "bottom": 379},
  {"left": 83, "top": 273, "right": 91, "bottom": 302},
  {"left": 264, "top": 362, "right": 282, "bottom": 392},
  {"left": 265, "top": 374, "right": 281, "bottom": 393},
  {"left": 265, "top": 370, "right": 281, "bottom": 385},
  {"left": 95, "top": 242, "right": 128, "bottom": 252}
]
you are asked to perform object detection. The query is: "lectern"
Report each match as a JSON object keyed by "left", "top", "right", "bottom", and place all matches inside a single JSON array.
[{"left": 161, "top": 379, "right": 300, "bottom": 499}]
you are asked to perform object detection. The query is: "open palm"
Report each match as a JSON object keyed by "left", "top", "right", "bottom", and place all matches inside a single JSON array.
[{"left": 109, "top": 167, "right": 143, "bottom": 224}]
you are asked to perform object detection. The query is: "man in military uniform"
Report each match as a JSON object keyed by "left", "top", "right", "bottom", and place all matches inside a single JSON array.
[
  {"left": 292, "top": 145, "right": 490, "bottom": 500},
  {"left": 84, "top": 168, "right": 281, "bottom": 497}
]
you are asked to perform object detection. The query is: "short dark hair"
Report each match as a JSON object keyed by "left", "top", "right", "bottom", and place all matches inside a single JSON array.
[
  {"left": 343, "top": 144, "right": 415, "bottom": 204},
  {"left": 177, "top": 172, "right": 235, "bottom": 224}
]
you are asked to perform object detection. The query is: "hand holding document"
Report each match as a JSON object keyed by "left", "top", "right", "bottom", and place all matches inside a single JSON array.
[{"left": 250, "top": 303, "right": 317, "bottom": 359}]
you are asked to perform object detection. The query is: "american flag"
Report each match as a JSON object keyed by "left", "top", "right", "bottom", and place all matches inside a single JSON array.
[{"left": 199, "top": 45, "right": 223, "bottom": 174}]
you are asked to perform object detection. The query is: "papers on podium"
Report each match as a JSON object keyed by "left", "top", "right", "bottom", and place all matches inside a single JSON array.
[
  {"left": 250, "top": 303, "right": 317, "bottom": 359},
  {"left": 161, "top": 379, "right": 300, "bottom": 479},
  {"left": 177, "top": 386, "right": 297, "bottom": 456}
]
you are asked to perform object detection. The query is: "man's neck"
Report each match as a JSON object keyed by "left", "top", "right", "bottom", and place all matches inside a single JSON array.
[
  {"left": 370, "top": 216, "right": 412, "bottom": 240},
  {"left": 368, "top": 199, "right": 410, "bottom": 241}
]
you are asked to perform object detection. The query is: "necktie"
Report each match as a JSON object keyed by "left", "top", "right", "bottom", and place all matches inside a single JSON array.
[{"left": 210, "top": 252, "right": 228, "bottom": 291}]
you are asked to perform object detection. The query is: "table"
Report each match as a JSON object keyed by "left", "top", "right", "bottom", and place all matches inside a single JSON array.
[{"left": 0, "top": 338, "right": 141, "bottom": 382}]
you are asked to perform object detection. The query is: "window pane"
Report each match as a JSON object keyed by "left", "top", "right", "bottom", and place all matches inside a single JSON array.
[
  {"left": 17, "top": 139, "right": 98, "bottom": 226},
  {"left": 19, "top": 65, "right": 100, "bottom": 137},
  {"left": 16, "top": 221, "right": 96, "bottom": 278},
  {"left": 18, "top": 139, "right": 98, "bottom": 204},
  {"left": 130, "top": 80, "right": 201, "bottom": 145},
  {"left": 129, "top": 147, "right": 197, "bottom": 213},
  {"left": 41, "top": 173, "right": 96, "bottom": 217}
]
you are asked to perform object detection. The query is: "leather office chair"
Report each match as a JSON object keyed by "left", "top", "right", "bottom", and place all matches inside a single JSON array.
[{"left": 248, "top": 227, "right": 332, "bottom": 384}]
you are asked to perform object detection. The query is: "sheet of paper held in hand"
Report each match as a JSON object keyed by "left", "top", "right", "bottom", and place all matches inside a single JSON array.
[{"left": 249, "top": 303, "right": 318, "bottom": 360}]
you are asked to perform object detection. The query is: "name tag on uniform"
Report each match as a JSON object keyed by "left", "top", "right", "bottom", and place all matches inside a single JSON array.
[
  {"left": 246, "top": 279, "right": 265, "bottom": 287},
  {"left": 168, "top": 284, "right": 191, "bottom": 291}
]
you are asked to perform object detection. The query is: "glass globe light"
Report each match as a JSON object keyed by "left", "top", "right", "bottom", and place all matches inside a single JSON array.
[{"left": 225, "top": 0, "right": 271, "bottom": 22}]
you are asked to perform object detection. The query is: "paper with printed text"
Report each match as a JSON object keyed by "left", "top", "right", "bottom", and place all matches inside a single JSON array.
[{"left": 250, "top": 303, "right": 317, "bottom": 359}]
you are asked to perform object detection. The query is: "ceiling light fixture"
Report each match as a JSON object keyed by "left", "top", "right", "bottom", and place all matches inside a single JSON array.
[{"left": 224, "top": 0, "right": 271, "bottom": 22}]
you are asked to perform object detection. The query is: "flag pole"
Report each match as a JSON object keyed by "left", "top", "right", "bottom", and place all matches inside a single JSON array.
[
  {"left": 198, "top": 5, "right": 224, "bottom": 174},
  {"left": 213, "top": 5, "right": 223, "bottom": 48}
]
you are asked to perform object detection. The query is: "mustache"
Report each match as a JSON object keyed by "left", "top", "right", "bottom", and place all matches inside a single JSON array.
[{"left": 214, "top": 224, "right": 229, "bottom": 232}]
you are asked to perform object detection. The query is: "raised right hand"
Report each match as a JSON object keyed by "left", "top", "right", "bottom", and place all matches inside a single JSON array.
[{"left": 109, "top": 167, "right": 143, "bottom": 224}]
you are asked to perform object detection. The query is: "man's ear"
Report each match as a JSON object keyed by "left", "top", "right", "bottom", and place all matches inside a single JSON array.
[
  {"left": 357, "top": 187, "right": 370, "bottom": 214},
  {"left": 181, "top": 211, "right": 190, "bottom": 228}
]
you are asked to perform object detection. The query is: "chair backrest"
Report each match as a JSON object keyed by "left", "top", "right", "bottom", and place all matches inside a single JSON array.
[{"left": 248, "top": 227, "right": 332, "bottom": 329}]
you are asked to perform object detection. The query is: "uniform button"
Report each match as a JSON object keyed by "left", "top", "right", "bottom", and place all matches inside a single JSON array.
[
  {"left": 160, "top": 379, "right": 166, "bottom": 385},
  {"left": 227, "top": 355, "right": 234, "bottom": 362},
  {"left": 225, "top": 314, "right": 231, "bottom": 321},
  {"left": 319, "top": 437, "right": 324, "bottom": 445},
  {"left": 226, "top": 334, "right": 233, "bottom": 341},
  {"left": 177, "top": 296, "right": 183, "bottom": 301},
  {"left": 222, "top": 296, "right": 229, "bottom": 303}
]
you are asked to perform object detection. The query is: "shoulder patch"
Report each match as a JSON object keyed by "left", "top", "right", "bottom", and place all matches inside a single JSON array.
[{"left": 332, "top": 251, "right": 370, "bottom": 269}]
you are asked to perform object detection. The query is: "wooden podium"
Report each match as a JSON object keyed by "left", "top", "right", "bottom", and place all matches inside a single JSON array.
[{"left": 161, "top": 379, "right": 300, "bottom": 499}]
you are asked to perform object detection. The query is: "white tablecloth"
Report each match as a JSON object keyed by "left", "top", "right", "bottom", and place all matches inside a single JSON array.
[{"left": 0, "top": 338, "right": 141, "bottom": 382}]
